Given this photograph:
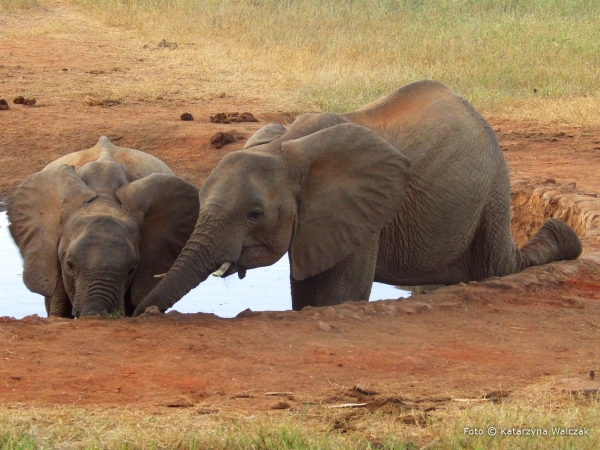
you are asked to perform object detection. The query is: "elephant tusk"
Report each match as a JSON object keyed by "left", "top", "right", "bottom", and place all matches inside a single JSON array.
[
  {"left": 154, "top": 273, "right": 167, "bottom": 279},
  {"left": 212, "top": 262, "right": 232, "bottom": 277}
]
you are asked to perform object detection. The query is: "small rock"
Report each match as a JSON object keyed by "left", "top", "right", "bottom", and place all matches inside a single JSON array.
[
  {"left": 141, "top": 306, "right": 162, "bottom": 316},
  {"left": 373, "top": 302, "right": 387, "bottom": 312},
  {"left": 323, "top": 307, "right": 340, "bottom": 319},
  {"left": 180, "top": 112, "right": 194, "bottom": 121},
  {"left": 318, "top": 321, "right": 332, "bottom": 332},
  {"left": 0, "top": 99, "right": 8, "bottom": 110}
]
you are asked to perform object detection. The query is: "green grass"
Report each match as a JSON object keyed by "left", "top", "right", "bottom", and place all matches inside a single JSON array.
[
  {"left": 0, "top": 432, "right": 37, "bottom": 450},
  {"left": 68, "top": 0, "right": 600, "bottom": 121}
]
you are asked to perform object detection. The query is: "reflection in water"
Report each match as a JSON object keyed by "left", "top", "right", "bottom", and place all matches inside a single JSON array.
[{"left": 0, "top": 212, "right": 409, "bottom": 319}]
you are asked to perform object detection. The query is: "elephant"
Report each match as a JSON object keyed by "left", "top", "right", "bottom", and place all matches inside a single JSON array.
[
  {"left": 133, "top": 80, "right": 582, "bottom": 316},
  {"left": 8, "top": 136, "right": 199, "bottom": 318}
]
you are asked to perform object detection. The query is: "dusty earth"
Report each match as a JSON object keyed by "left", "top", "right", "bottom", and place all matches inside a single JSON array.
[{"left": 1, "top": 2, "right": 600, "bottom": 417}]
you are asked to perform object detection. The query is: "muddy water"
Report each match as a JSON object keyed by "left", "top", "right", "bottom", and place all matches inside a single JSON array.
[{"left": 0, "top": 212, "right": 408, "bottom": 319}]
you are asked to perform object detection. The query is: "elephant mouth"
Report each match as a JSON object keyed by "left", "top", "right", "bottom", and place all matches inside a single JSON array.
[
  {"left": 211, "top": 245, "right": 271, "bottom": 280},
  {"left": 212, "top": 261, "right": 246, "bottom": 279}
]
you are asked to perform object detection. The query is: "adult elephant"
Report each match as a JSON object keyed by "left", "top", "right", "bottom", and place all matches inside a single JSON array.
[
  {"left": 8, "top": 136, "right": 199, "bottom": 318},
  {"left": 133, "top": 80, "right": 582, "bottom": 315}
]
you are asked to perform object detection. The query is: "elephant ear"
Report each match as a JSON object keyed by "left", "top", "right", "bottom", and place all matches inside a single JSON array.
[
  {"left": 244, "top": 123, "right": 287, "bottom": 148},
  {"left": 7, "top": 165, "right": 97, "bottom": 297},
  {"left": 284, "top": 123, "right": 411, "bottom": 281},
  {"left": 116, "top": 174, "right": 199, "bottom": 308}
]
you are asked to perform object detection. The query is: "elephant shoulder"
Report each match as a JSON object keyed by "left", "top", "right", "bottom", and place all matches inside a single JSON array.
[{"left": 43, "top": 148, "right": 101, "bottom": 172}]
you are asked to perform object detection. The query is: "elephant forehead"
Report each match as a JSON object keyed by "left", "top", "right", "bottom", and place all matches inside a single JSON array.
[
  {"left": 77, "top": 161, "right": 135, "bottom": 194},
  {"left": 202, "top": 151, "right": 285, "bottom": 192},
  {"left": 64, "top": 213, "right": 139, "bottom": 243}
]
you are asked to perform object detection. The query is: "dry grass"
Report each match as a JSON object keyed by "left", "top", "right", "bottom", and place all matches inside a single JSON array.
[
  {"left": 1, "top": 383, "right": 598, "bottom": 449},
  {"left": 65, "top": 0, "right": 600, "bottom": 124},
  {"left": 2, "top": 0, "right": 598, "bottom": 124},
  {"left": 0, "top": 0, "right": 37, "bottom": 11}
]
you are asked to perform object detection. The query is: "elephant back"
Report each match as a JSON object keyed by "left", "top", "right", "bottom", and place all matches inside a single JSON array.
[{"left": 44, "top": 136, "right": 173, "bottom": 179}]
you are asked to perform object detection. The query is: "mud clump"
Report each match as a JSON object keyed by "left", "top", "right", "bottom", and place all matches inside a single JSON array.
[
  {"left": 13, "top": 96, "right": 36, "bottom": 106},
  {"left": 210, "top": 112, "right": 259, "bottom": 124},
  {"left": 0, "top": 99, "right": 8, "bottom": 110},
  {"left": 210, "top": 131, "right": 245, "bottom": 149},
  {"left": 211, "top": 132, "right": 235, "bottom": 148},
  {"left": 180, "top": 112, "right": 194, "bottom": 121}
]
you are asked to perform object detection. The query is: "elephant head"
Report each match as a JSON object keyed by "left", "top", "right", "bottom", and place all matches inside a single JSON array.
[
  {"left": 8, "top": 160, "right": 199, "bottom": 318},
  {"left": 133, "top": 116, "right": 411, "bottom": 315}
]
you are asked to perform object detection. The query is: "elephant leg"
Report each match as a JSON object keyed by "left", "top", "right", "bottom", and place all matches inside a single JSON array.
[
  {"left": 290, "top": 232, "right": 379, "bottom": 310},
  {"left": 517, "top": 218, "right": 582, "bottom": 270},
  {"left": 45, "top": 277, "right": 73, "bottom": 318},
  {"left": 466, "top": 188, "right": 581, "bottom": 280}
]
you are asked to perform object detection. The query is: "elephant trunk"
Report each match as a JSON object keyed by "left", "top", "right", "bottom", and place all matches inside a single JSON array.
[
  {"left": 132, "top": 216, "right": 228, "bottom": 316},
  {"left": 75, "top": 268, "right": 125, "bottom": 318}
]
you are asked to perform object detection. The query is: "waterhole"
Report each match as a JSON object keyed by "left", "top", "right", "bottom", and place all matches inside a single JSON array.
[{"left": 0, "top": 211, "right": 408, "bottom": 319}]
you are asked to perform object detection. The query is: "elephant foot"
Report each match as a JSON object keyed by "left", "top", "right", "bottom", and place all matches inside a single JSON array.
[
  {"left": 520, "top": 218, "right": 582, "bottom": 269},
  {"left": 541, "top": 218, "right": 582, "bottom": 261}
]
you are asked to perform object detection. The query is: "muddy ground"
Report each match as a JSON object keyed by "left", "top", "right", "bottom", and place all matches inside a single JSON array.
[{"left": 1, "top": 2, "right": 600, "bottom": 414}]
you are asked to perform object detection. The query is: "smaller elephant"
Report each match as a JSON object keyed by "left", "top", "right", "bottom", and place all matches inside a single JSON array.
[{"left": 8, "top": 136, "right": 199, "bottom": 318}]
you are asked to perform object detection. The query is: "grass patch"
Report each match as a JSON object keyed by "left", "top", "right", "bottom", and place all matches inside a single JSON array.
[
  {"left": 64, "top": 0, "right": 600, "bottom": 124},
  {"left": 1, "top": 384, "right": 598, "bottom": 449},
  {"left": 0, "top": 0, "right": 37, "bottom": 11}
]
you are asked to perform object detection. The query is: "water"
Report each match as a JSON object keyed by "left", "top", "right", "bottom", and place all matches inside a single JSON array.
[{"left": 0, "top": 211, "right": 409, "bottom": 319}]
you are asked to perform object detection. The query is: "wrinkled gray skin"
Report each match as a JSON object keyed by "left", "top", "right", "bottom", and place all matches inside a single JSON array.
[
  {"left": 133, "top": 80, "right": 582, "bottom": 316},
  {"left": 8, "top": 137, "right": 199, "bottom": 318}
]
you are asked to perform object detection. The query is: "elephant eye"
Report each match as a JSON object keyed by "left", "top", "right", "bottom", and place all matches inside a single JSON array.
[
  {"left": 127, "top": 267, "right": 136, "bottom": 277},
  {"left": 248, "top": 208, "right": 265, "bottom": 221},
  {"left": 66, "top": 261, "right": 75, "bottom": 273}
]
